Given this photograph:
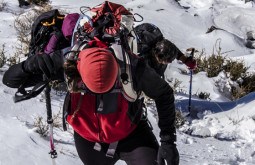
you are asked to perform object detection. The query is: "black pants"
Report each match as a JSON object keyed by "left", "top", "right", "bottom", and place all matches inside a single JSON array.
[{"left": 74, "top": 120, "right": 159, "bottom": 165}]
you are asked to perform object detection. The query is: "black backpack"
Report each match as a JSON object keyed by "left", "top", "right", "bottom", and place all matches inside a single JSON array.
[
  {"left": 13, "top": 10, "right": 68, "bottom": 103},
  {"left": 134, "top": 23, "right": 163, "bottom": 54},
  {"left": 28, "top": 9, "right": 66, "bottom": 57}
]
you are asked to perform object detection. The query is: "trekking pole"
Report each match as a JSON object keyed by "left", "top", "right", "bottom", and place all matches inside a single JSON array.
[
  {"left": 45, "top": 84, "right": 57, "bottom": 165},
  {"left": 188, "top": 48, "right": 195, "bottom": 113}
]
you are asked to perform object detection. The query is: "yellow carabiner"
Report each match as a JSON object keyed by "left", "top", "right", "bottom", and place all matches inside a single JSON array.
[
  {"left": 57, "top": 15, "right": 66, "bottom": 20},
  {"left": 41, "top": 18, "right": 55, "bottom": 26}
]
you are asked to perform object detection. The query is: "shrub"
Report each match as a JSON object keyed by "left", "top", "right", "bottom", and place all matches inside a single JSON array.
[
  {"left": 191, "top": 39, "right": 254, "bottom": 100},
  {"left": 231, "top": 73, "right": 255, "bottom": 100},
  {"left": 223, "top": 59, "right": 249, "bottom": 81},
  {"left": 28, "top": 0, "right": 50, "bottom": 6},
  {"left": 167, "top": 78, "right": 183, "bottom": 94},
  {"left": 0, "top": 44, "right": 7, "bottom": 67},
  {"left": 193, "top": 48, "right": 207, "bottom": 74},
  {"left": 196, "top": 91, "right": 210, "bottom": 100},
  {"left": 33, "top": 116, "right": 49, "bottom": 136},
  {"left": 207, "top": 54, "right": 225, "bottom": 77},
  {"left": 193, "top": 47, "right": 226, "bottom": 77},
  {"left": 0, "top": 1, "right": 7, "bottom": 11},
  {"left": 7, "top": 52, "right": 21, "bottom": 66},
  {"left": 14, "top": 4, "right": 54, "bottom": 57},
  {"left": 52, "top": 110, "right": 63, "bottom": 128},
  {"left": 33, "top": 110, "right": 63, "bottom": 136},
  {"left": 175, "top": 110, "right": 185, "bottom": 128}
]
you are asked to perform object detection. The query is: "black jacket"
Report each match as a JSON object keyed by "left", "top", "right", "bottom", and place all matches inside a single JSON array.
[
  {"left": 144, "top": 53, "right": 167, "bottom": 78},
  {"left": 135, "top": 58, "right": 175, "bottom": 136},
  {"left": 2, "top": 51, "right": 64, "bottom": 88}
]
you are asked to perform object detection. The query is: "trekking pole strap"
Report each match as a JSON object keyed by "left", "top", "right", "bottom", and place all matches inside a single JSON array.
[{"left": 14, "top": 81, "right": 50, "bottom": 103}]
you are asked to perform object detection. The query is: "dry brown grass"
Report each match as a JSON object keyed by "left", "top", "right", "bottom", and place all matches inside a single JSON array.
[
  {"left": 196, "top": 91, "right": 211, "bottom": 100},
  {"left": 27, "top": 0, "right": 50, "bottom": 6},
  {"left": 193, "top": 39, "right": 254, "bottom": 100},
  {"left": 231, "top": 73, "right": 255, "bottom": 100},
  {"left": 0, "top": 44, "right": 7, "bottom": 67},
  {"left": 175, "top": 110, "right": 185, "bottom": 128},
  {"left": 33, "top": 116, "right": 49, "bottom": 136},
  {"left": 14, "top": 4, "right": 54, "bottom": 58},
  {"left": 223, "top": 59, "right": 249, "bottom": 81},
  {"left": 33, "top": 110, "right": 63, "bottom": 136}
]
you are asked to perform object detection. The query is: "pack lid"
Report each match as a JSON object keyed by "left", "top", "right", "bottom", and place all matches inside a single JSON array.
[{"left": 77, "top": 48, "right": 118, "bottom": 94}]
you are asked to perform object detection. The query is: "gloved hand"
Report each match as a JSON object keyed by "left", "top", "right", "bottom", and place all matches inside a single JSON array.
[
  {"left": 23, "top": 52, "right": 62, "bottom": 80},
  {"left": 157, "top": 134, "right": 179, "bottom": 165},
  {"left": 184, "top": 56, "right": 197, "bottom": 70}
]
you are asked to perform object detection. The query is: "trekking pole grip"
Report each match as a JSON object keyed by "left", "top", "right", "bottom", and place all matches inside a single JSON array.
[{"left": 45, "top": 84, "right": 53, "bottom": 124}]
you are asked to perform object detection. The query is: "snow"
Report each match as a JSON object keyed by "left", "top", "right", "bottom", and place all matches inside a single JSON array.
[{"left": 1, "top": 0, "right": 255, "bottom": 165}]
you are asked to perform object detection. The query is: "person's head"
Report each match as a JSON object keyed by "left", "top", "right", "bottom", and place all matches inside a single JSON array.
[
  {"left": 152, "top": 38, "right": 180, "bottom": 64},
  {"left": 77, "top": 48, "right": 118, "bottom": 93}
]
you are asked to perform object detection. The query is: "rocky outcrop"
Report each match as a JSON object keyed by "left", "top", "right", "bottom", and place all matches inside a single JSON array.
[{"left": 246, "top": 31, "right": 255, "bottom": 49}]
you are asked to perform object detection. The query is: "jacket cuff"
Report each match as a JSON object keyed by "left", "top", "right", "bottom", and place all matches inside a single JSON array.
[
  {"left": 176, "top": 51, "right": 184, "bottom": 60},
  {"left": 160, "top": 127, "right": 176, "bottom": 144}
]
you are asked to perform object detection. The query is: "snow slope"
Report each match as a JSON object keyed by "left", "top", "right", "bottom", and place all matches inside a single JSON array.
[{"left": 0, "top": 0, "right": 255, "bottom": 165}]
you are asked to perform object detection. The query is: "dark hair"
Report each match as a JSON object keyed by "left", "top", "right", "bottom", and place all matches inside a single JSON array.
[{"left": 152, "top": 38, "right": 180, "bottom": 63}]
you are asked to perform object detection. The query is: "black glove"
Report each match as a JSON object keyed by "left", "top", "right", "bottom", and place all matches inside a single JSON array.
[
  {"left": 158, "top": 134, "right": 179, "bottom": 165},
  {"left": 23, "top": 51, "right": 63, "bottom": 80}
]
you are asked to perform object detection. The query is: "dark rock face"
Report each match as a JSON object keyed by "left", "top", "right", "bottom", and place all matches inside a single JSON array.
[
  {"left": 245, "top": 0, "right": 254, "bottom": 3},
  {"left": 246, "top": 31, "right": 255, "bottom": 49}
]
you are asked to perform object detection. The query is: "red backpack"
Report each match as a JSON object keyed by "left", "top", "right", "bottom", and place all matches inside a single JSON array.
[
  {"left": 62, "top": 1, "right": 145, "bottom": 157},
  {"left": 64, "top": 1, "right": 144, "bottom": 101}
]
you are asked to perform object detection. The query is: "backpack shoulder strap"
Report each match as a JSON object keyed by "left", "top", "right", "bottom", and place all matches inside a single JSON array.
[{"left": 110, "top": 43, "right": 138, "bottom": 102}]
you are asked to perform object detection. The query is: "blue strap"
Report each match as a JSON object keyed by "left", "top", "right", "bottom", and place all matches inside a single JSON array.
[
  {"left": 71, "top": 15, "right": 83, "bottom": 46},
  {"left": 71, "top": 14, "right": 93, "bottom": 46},
  {"left": 84, "top": 14, "right": 93, "bottom": 28}
]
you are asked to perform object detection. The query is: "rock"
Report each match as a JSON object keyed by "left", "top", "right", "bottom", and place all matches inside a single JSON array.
[
  {"left": 252, "top": 115, "right": 255, "bottom": 121},
  {"left": 247, "top": 31, "right": 255, "bottom": 41},
  {"left": 193, "top": 127, "right": 211, "bottom": 137},
  {"left": 245, "top": 40, "right": 255, "bottom": 49},
  {"left": 245, "top": 0, "right": 254, "bottom": 3}
]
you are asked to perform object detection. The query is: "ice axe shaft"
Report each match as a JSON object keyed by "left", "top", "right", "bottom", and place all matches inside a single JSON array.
[{"left": 188, "top": 48, "right": 195, "bottom": 112}]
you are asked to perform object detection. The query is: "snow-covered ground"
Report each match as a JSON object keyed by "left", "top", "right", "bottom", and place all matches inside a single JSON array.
[{"left": 0, "top": 0, "right": 255, "bottom": 164}]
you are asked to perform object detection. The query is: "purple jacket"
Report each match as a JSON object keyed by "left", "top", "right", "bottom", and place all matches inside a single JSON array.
[{"left": 44, "top": 13, "right": 80, "bottom": 54}]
